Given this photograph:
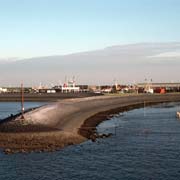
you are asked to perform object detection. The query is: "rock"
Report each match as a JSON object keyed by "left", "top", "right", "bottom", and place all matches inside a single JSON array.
[
  {"left": 4, "top": 148, "right": 12, "bottom": 154},
  {"left": 20, "top": 149, "right": 26, "bottom": 153},
  {"left": 90, "top": 134, "right": 96, "bottom": 142},
  {"left": 98, "top": 133, "right": 113, "bottom": 138},
  {"left": 106, "top": 133, "right": 113, "bottom": 137}
]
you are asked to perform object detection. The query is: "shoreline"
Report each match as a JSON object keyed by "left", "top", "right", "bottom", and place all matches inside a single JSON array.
[
  {"left": 78, "top": 101, "right": 172, "bottom": 139},
  {"left": 0, "top": 92, "right": 102, "bottom": 102},
  {"left": 1, "top": 94, "right": 180, "bottom": 154}
]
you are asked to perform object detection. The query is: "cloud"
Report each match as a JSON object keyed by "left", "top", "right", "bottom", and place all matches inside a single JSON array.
[
  {"left": 148, "top": 51, "right": 180, "bottom": 58},
  {"left": 0, "top": 42, "right": 180, "bottom": 86},
  {"left": 0, "top": 57, "right": 20, "bottom": 62}
]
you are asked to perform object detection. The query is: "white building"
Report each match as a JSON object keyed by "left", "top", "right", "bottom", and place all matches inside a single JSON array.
[
  {"left": 0, "top": 87, "right": 7, "bottom": 93},
  {"left": 144, "top": 87, "right": 154, "bottom": 94},
  {"left": 62, "top": 80, "right": 80, "bottom": 93}
]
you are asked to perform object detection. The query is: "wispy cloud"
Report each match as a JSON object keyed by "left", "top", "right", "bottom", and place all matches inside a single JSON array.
[
  {"left": 0, "top": 57, "right": 20, "bottom": 62},
  {"left": 148, "top": 51, "right": 180, "bottom": 58}
]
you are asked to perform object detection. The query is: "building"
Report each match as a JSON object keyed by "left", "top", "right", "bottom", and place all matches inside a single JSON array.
[
  {"left": 138, "top": 83, "right": 180, "bottom": 93},
  {"left": 53, "top": 77, "right": 80, "bottom": 93},
  {"left": 0, "top": 87, "right": 7, "bottom": 93}
]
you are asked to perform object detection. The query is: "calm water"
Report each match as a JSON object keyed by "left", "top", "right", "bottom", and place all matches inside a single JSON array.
[
  {"left": 1, "top": 102, "right": 180, "bottom": 180},
  {"left": 0, "top": 102, "right": 48, "bottom": 119}
]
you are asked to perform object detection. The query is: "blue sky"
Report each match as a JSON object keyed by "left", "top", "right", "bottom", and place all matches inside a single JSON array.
[{"left": 1, "top": 0, "right": 180, "bottom": 58}]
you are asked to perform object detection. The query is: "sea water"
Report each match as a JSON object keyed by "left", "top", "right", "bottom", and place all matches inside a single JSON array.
[
  {"left": 0, "top": 102, "right": 180, "bottom": 180},
  {"left": 0, "top": 102, "right": 48, "bottom": 120}
]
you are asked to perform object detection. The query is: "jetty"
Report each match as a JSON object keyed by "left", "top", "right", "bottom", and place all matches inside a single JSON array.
[{"left": 1, "top": 94, "right": 180, "bottom": 153}]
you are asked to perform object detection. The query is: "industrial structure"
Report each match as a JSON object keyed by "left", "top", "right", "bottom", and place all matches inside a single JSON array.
[
  {"left": 53, "top": 77, "right": 80, "bottom": 93},
  {"left": 138, "top": 83, "right": 180, "bottom": 93},
  {"left": 0, "top": 82, "right": 180, "bottom": 95}
]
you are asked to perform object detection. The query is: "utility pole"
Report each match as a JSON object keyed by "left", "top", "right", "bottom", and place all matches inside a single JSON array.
[{"left": 21, "top": 83, "right": 25, "bottom": 119}]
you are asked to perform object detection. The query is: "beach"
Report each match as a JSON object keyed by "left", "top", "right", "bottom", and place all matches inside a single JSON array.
[{"left": 1, "top": 94, "right": 180, "bottom": 153}]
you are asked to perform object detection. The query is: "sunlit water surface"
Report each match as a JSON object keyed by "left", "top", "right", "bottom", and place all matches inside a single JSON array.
[
  {"left": 0, "top": 102, "right": 48, "bottom": 120},
  {"left": 0, "top": 102, "right": 180, "bottom": 180}
]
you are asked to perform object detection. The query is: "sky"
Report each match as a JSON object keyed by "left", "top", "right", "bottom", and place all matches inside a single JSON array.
[
  {"left": 1, "top": 0, "right": 180, "bottom": 59},
  {"left": 1, "top": 42, "right": 180, "bottom": 86}
]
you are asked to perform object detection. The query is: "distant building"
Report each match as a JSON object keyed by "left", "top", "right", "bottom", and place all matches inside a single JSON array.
[
  {"left": 101, "top": 85, "right": 112, "bottom": 93},
  {"left": 0, "top": 87, "right": 7, "bottom": 93},
  {"left": 78, "top": 85, "right": 89, "bottom": 92},
  {"left": 88, "top": 85, "right": 99, "bottom": 92},
  {"left": 138, "top": 83, "right": 180, "bottom": 93},
  {"left": 154, "top": 88, "right": 166, "bottom": 94},
  {"left": 144, "top": 88, "right": 154, "bottom": 94},
  {"left": 53, "top": 77, "right": 80, "bottom": 93}
]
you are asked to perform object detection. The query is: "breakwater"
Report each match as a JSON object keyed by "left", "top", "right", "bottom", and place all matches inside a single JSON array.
[{"left": 1, "top": 94, "right": 180, "bottom": 153}]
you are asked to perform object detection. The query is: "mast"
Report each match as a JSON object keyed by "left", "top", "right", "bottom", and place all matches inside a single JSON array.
[{"left": 21, "top": 83, "right": 24, "bottom": 119}]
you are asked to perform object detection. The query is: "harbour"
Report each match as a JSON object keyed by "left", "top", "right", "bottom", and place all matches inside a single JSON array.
[
  {"left": 1, "top": 0, "right": 180, "bottom": 179},
  {"left": 1, "top": 102, "right": 180, "bottom": 179}
]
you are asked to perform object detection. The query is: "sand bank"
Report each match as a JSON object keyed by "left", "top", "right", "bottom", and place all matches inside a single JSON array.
[{"left": 1, "top": 94, "right": 180, "bottom": 153}]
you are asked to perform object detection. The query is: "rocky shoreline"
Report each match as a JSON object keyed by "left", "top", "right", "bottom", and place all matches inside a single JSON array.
[
  {"left": 1, "top": 94, "right": 180, "bottom": 154},
  {"left": 78, "top": 101, "right": 167, "bottom": 141},
  {"left": 1, "top": 131, "right": 85, "bottom": 154}
]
